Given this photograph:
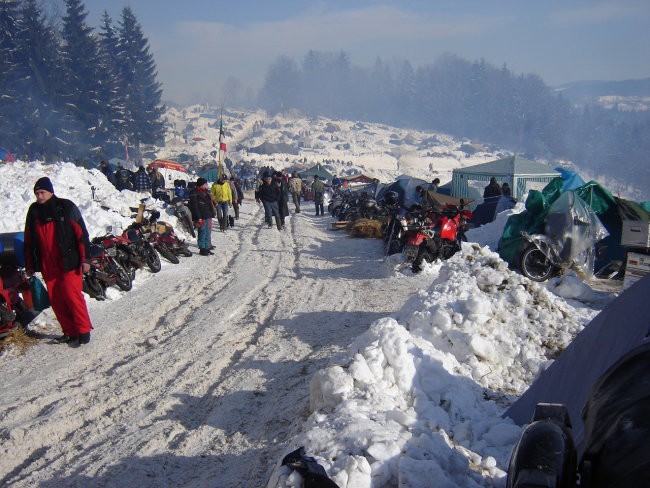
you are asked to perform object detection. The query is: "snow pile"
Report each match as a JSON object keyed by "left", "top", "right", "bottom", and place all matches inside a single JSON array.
[
  {"left": 269, "top": 244, "right": 602, "bottom": 487},
  {"left": 0, "top": 160, "right": 185, "bottom": 238}
]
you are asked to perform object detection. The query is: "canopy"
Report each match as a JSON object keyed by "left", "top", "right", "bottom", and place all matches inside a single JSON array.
[
  {"left": 452, "top": 155, "right": 559, "bottom": 201},
  {"left": 151, "top": 159, "right": 187, "bottom": 173},
  {"left": 298, "top": 164, "right": 333, "bottom": 183}
]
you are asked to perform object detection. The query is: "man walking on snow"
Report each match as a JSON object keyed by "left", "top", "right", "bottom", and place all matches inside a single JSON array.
[
  {"left": 24, "top": 177, "right": 94, "bottom": 347},
  {"left": 210, "top": 174, "right": 233, "bottom": 231},
  {"left": 255, "top": 173, "right": 283, "bottom": 230},
  {"left": 288, "top": 172, "right": 302, "bottom": 213},
  {"left": 311, "top": 175, "right": 325, "bottom": 216}
]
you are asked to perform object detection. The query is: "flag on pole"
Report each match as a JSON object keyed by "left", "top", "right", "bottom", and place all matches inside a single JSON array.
[{"left": 218, "top": 119, "right": 226, "bottom": 152}]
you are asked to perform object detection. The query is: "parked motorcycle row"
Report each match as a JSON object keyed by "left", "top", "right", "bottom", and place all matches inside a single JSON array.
[
  {"left": 82, "top": 206, "right": 192, "bottom": 301},
  {"left": 328, "top": 187, "right": 473, "bottom": 273}
]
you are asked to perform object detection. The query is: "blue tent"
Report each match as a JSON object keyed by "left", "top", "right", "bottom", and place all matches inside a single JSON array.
[{"left": 555, "top": 167, "right": 586, "bottom": 190}]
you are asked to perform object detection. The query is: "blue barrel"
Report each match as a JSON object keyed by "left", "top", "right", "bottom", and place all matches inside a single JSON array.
[{"left": 0, "top": 232, "right": 26, "bottom": 267}]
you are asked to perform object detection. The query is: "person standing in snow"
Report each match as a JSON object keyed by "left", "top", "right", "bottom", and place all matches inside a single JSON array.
[
  {"left": 147, "top": 165, "right": 165, "bottom": 198},
  {"left": 132, "top": 165, "right": 151, "bottom": 195},
  {"left": 311, "top": 175, "right": 325, "bottom": 216},
  {"left": 228, "top": 175, "right": 244, "bottom": 222},
  {"left": 274, "top": 171, "right": 290, "bottom": 228},
  {"left": 99, "top": 160, "right": 115, "bottom": 186},
  {"left": 114, "top": 164, "right": 133, "bottom": 191},
  {"left": 288, "top": 172, "right": 303, "bottom": 213},
  {"left": 483, "top": 177, "right": 502, "bottom": 200},
  {"left": 24, "top": 177, "right": 93, "bottom": 347},
  {"left": 331, "top": 174, "right": 342, "bottom": 190},
  {"left": 189, "top": 177, "right": 216, "bottom": 256},
  {"left": 210, "top": 174, "right": 233, "bottom": 231},
  {"left": 255, "top": 173, "right": 283, "bottom": 230},
  {"left": 429, "top": 178, "right": 440, "bottom": 193}
]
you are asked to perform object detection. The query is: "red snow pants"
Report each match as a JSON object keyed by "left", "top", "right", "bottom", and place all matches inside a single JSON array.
[{"left": 45, "top": 269, "right": 92, "bottom": 337}]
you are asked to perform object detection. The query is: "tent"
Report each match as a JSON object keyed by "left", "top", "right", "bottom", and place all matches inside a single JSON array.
[
  {"left": 0, "top": 147, "right": 15, "bottom": 163},
  {"left": 505, "top": 275, "right": 650, "bottom": 455},
  {"left": 298, "top": 164, "right": 334, "bottom": 183},
  {"left": 375, "top": 175, "right": 428, "bottom": 209},
  {"left": 342, "top": 174, "right": 376, "bottom": 184},
  {"left": 451, "top": 156, "right": 560, "bottom": 202}
]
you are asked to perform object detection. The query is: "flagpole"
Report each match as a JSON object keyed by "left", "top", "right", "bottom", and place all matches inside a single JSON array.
[{"left": 217, "top": 106, "right": 224, "bottom": 179}]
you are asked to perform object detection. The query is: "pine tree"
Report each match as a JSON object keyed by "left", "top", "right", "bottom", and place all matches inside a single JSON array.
[
  {"left": 97, "top": 10, "right": 127, "bottom": 156},
  {"left": 59, "top": 0, "right": 103, "bottom": 158},
  {"left": 117, "top": 6, "right": 164, "bottom": 161},
  {"left": 0, "top": 0, "right": 22, "bottom": 152},
  {"left": 16, "top": 0, "right": 67, "bottom": 159}
]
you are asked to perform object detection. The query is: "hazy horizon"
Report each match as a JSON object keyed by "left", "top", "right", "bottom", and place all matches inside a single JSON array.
[{"left": 53, "top": 0, "right": 650, "bottom": 105}]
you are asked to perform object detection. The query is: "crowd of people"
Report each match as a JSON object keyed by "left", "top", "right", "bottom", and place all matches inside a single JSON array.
[
  {"left": 20, "top": 167, "right": 455, "bottom": 348},
  {"left": 98, "top": 161, "right": 166, "bottom": 197}
]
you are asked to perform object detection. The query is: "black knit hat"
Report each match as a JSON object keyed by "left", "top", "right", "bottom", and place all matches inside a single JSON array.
[
  {"left": 34, "top": 176, "right": 54, "bottom": 194},
  {"left": 196, "top": 177, "right": 207, "bottom": 187}
]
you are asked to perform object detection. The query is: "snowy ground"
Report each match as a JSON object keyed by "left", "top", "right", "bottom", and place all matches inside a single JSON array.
[{"left": 0, "top": 162, "right": 617, "bottom": 487}]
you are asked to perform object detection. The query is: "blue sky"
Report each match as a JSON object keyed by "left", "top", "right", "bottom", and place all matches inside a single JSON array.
[{"left": 80, "top": 0, "right": 650, "bottom": 105}]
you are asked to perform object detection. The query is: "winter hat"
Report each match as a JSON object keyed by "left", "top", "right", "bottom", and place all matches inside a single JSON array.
[
  {"left": 34, "top": 176, "right": 54, "bottom": 194},
  {"left": 196, "top": 177, "right": 207, "bottom": 187}
]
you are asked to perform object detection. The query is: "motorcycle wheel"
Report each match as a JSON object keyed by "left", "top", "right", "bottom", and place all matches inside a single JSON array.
[
  {"left": 386, "top": 238, "right": 403, "bottom": 256},
  {"left": 179, "top": 248, "right": 193, "bottom": 257},
  {"left": 83, "top": 275, "right": 106, "bottom": 300},
  {"left": 181, "top": 215, "right": 196, "bottom": 238},
  {"left": 520, "top": 243, "right": 558, "bottom": 282},
  {"left": 156, "top": 243, "right": 180, "bottom": 264},
  {"left": 114, "top": 263, "right": 133, "bottom": 291},
  {"left": 145, "top": 245, "right": 162, "bottom": 273}
]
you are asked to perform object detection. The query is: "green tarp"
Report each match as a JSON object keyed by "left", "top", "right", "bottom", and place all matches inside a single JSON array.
[{"left": 498, "top": 177, "right": 650, "bottom": 268}]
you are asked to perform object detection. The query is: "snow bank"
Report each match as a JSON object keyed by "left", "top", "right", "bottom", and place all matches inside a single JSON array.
[{"left": 269, "top": 244, "right": 602, "bottom": 488}]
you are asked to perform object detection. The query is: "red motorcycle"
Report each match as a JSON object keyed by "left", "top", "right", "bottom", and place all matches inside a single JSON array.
[
  {"left": 83, "top": 238, "right": 133, "bottom": 300},
  {"left": 0, "top": 232, "right": 36, "bottom": 337},
  {"left": 401, "top": 208, "right": 439, "bottom": 262},
  {"left": 412, "top": 205, "right": 473, "bottom": 273},
  {"left": 138, "top": 210, "right": 192, "bottom": 263}
]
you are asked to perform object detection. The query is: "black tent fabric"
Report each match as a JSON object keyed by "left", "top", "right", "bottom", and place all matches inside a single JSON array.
[
  {"left": 579, "top": 341, "right": 650, "bottom": 485},
  {"left": 504, "top": 275, "right": 650, "bottom": 455}
]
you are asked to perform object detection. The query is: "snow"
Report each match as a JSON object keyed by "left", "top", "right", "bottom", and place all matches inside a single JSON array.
[{"left": 0, "top": 112, "right": 629, "bottom": 487}]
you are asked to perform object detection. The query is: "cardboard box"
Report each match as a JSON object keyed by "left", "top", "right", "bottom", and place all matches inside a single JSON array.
[
  {"left": 621, "top": 220, "right": 650, "bottom": 249},
  {"left": 624, "top": 251, "right": 650, "bottom": 289}
]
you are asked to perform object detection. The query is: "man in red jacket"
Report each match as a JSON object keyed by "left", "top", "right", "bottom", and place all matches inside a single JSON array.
[{"left": 24, "top": 177, "right": 94, "bottom": 347}]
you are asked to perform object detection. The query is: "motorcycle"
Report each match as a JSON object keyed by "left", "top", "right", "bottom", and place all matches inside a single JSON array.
[
  {"left": 0, "top": 232, "right": 38, "bottom": 337},
  {"left": 411, "top": 204, "right": 473, "bottom": 272},
  {"left": 138, "top": 209, "right": 192, "bottom": 262},
  {"left": 120, "top": 224, "right": 162, "bottom": 274},
  {"left": 170, "top": 197, "right": 195, "bottom": 238},
  {"left": 83, "top": 240, "right": 133, "bottom": 300},
  {"left": 519, "top": 191, "right": 609, "bottom": 282}
]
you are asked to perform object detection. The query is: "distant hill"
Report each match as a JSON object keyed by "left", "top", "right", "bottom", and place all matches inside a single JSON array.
[{"left": 555, "top": 78, "right": 650, "bottom": 107}]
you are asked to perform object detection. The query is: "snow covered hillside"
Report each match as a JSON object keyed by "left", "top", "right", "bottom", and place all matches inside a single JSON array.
[
  {"left": 160, "top": 106, "right": 511, "bottom": 185},
  {"left": 0, "top": 161, "right": 617, "bottom": 487}
]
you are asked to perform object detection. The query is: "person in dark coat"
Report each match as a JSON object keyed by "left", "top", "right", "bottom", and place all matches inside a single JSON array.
[
  {"left": 132, "top": 166, "right": 151, "bottom": 194},
  {"left": 24, "top": 177, "right": 93, "bottom": 347},
  {"left": 311, "top": 175, "right": 325, "bottom": 216},
  {"left": 274, "top": 171, "right": 290, "bottom": 228},
  {"left": 188, "top": 177, "right": 216, "bottom": 255},
  {"left": 255, "top": 173, "right": 283, "bottom": 230},
  {"left": 148, "top": 165, "right": 165, "bottom": 197},
  {"left": 99, "top": 160, "right": 115, "bottom": 185},
  {"left": 114, "top": 164, "right": 133, "bottom": 191},
  {"left": 483, "top": 177, "right": 503, "bottom": 200}
]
